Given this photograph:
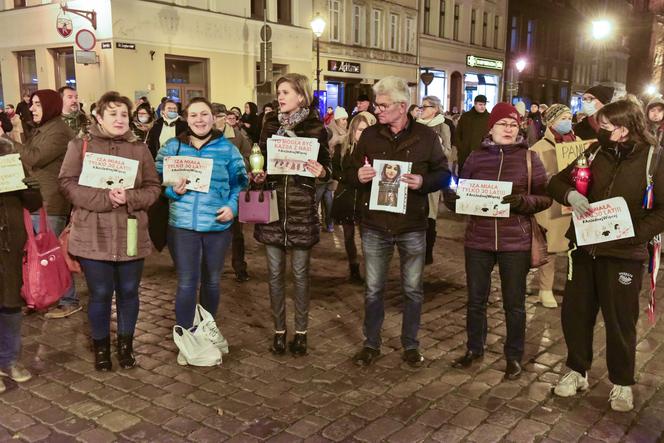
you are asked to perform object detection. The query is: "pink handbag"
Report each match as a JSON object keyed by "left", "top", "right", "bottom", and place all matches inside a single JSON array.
[
  {"left": 238, "top": 190, "right": 279, "bottom": 224},
  {"left": 21, "top": 208, "right": 72, "bottom": 310}
]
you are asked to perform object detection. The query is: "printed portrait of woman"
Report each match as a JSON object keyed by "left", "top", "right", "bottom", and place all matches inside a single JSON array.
[{"left": 377, "top": 162, "right": 401, "bottom": 207}]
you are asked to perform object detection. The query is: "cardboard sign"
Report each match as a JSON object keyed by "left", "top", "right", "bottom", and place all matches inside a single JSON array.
[
  {"left": 573, "top": 197, "right": 634, "bottom": 246},
  {"left": 368, "top": 160, "right": 412, "bottom": 214},
  {"left": 78, "top": 153, "right": 138, "bottom": 190},
  {"left": 0, "top": 154, "right": 27, "bottom": 193},
  {"left": 456, "top": 179, "right": 513, "bottom": 218},
  {"left": 162, "top": 156, "right": 213, "bottom": 193},
  {"left": 267, "top": 136, "right": 320, "bottom": 177},
  {"left": 555, "top": 139, "right": 596, "bottom": 171}
]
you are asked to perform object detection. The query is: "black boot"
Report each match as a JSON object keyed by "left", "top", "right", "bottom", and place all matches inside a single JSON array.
[
  {"left": 93, "top": 337, "right": 112, "bottom": 371},
  {"left": 270, "top": 332, "right": 287, "bottom": 355},
  {"left": 289, "top": 333, "right": 307, "bottom": 356},
  {"left": 349, "top": 263, "right": 364, "bottom": 284},
  {"left": 117, "top": 335, "right": 136, "bottom": 369}
]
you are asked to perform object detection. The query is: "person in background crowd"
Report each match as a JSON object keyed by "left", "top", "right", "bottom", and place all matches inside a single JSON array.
[
  {"left": 213, "top": 106, "right": 252, "bottom": 283},
  {"left": 251, "top": 73, "right": 331, "bottom": 357},
  {"left": 59, "top": 86, "right": 90, "bottom": 136},
  {"left": 526, "top": 102, "right": 545, "bottom": 146},
  {"left": 645, "top": 96, "right": 664, "bottom": 146},
  {"left": 0, "top": 137, "right": 42, "bottom": 389},
  {"left": 135, "top": 96, "right": 149, "bottom": 108},
  {"left": 539, "top": 104, "right": 548, "bottom": 115},
  {"left": 4, "top": 105, "right": 23, "bottom": 143},
  {"left": 241, "top": 101, "right": 260, "bottom": 144},
  {"left": 417, "top": 95, "right": 452, "bottom": 265},
  {"left": 574, "top": 85, "right": 615, "bottom": 140},
  {"left": 257, "top": 102, "right": 275, "bottom": 137},
  {"left": 16, "top": 91, "right": 34, "bottom": 138},
  {"left": 157, "top": 97, "right": 247, "bottom": 365},
  {"left": 130, "top": 102, "right": 155, "bottom": 143},
  {"left": 155, "top": 97, "right": 168, "bottom": 119},
  {"left": 549, "top": 98, "right": 664, "bottom": 412},
  {"left": 348, "top": 76, "right": 450, "bottom": 368},
  {"left": 6, "top": 90, "right": 80, "bottom": 318},
  {"left": 573, "top": 112, "right": 587, "bottom": 125},
  {"left": 529, "top": 104, "right": 579, "bottom": 308},
  {"left": 353, "top": 93, "right": 374, "bottom": 117},
  {"left": 318, "top": 106, "right": 347, "bottom": 232},
  {"left": 226, "top": 109, "right": 249, "bottom": 141},
  {"left": 59, "top": 91, "right": 161, "bottom": 371},
  {"left": 0, "top": 107, "right": 12, "bottom": 136},
  {"left": 331, "top": 111, "right": 377, "bottom": 284},
  {"left": 409, "top": 104, "right": 421, "bottom": 120},
  {"left": 446, "top": 103, "right": 551, "bottom": 380},
  {"left": 323, "top": 106, "right": 334, "bottom": 126},
  {"left": 146, "top": 99, "right": 188, "bottom": 158},
  {"left": 455, "top": 95, "right": 489, "bottom": 171}
]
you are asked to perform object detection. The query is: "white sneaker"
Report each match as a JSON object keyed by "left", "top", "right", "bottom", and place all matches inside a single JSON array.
[
  {"left": 0, "top": 363, "right": 32, "bottom": 383},
  {"left": 609, "top": 385, "right": 634, "bottom": 411},
  {"left": 554, "top": 370, "right": 589, "bottom": 397},
  {"left": 539, "top": 290, "right": 558, "bottom": 308},
  {"left": 176, "top": 352, "right": 187, "bottom": 366}
]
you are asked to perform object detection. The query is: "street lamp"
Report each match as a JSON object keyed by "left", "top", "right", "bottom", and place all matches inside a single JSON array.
[
  {"left": 515, "top": 59, "right": 527, "bottom": 74},
  {"left": 591, "top": 19, "right": 612, "bottom": 41},
  {"left": 508, "top": 58, "right": 527, "bottom": 103},
  {"left": 310, "top": 14, "right": 326, "bottom": 95},
  {"left": 645, "top": 84, "right": 658, "bottom": 96}
]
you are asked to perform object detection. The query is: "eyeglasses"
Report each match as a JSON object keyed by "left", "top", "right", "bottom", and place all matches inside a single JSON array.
[
  {"left": 494, "top": 122, "right": 519, "bottom": 129},
  {"left": 419, "top": 105, "right": 435, "bottom": 109},
  {"left": 373, "top": 102, "right": 396, "bottom": 112},
  {"left": 582, "top": 96, "right": 596, "bottom": 103}
]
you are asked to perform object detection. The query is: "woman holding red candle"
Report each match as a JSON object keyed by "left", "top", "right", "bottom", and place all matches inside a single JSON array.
[{"left": 548, "top": 98, "right": 664, "bottom": 412}]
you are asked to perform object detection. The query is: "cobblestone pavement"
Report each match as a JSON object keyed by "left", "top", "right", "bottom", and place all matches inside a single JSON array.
[{"left": 2, "top": 212, "right": 664, "bottom": 442}]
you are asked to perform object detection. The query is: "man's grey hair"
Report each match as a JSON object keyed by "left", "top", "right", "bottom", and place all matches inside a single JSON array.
[
  {"left": 373, "top": 76, "right": 411, "bottom": 107},
  {"left": 422, "top": 95, "right": 442, "bottom": 113}
]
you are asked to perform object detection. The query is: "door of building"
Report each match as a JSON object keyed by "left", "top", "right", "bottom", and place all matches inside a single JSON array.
[
  {"left": 165, "top": 55, "right": 208, "bottom": 105},
  {"left": 449, "top": 71, "right": 462, "bottom": 113}
]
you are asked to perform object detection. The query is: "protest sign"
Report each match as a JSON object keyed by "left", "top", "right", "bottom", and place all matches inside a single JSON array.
[
  {"left": 369, "top": 160, "right": 412, "bottom": 214},
  {"left": 456, "top": 179, "right": 513, "bottom": 218},
  {"left": 78, "top": 153, "right": 139, "bottom": 190},
  {"left": 573, "top": 197, "right": 634, "bottom": 246},
  {"left": 267, "top": 136, "right": 320, "bottom": 177},
  {"left": 163, "top": 156, "right": 213, "bottom": 193},
  {"left": 555, "top": 139, "right": 596, "bottom": 171},
  {"left": 0, "top": 154, "right": 27, "bottom": 193}
]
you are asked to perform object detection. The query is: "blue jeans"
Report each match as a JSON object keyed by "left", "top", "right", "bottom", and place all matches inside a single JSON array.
[
  {"left": 168, "top": 227, "right": 232, "bottom": 329},
  {"left": 79, "top": 258, "right": 144, "bottom": 340},
  {"left": 0, "top": 308, "right": 22, "bottom": 368},
  {"left": 361, "top": 227, "right": 426, "bottom": 350},
  {"left": 31, "top": 214, "right": 78, "bottom": 307},
  {"left": 464, "top": 248, "right": 530, "bottom": 361},
  {"left": 315, "top": 183, "right": 334, "bottom": 227}
]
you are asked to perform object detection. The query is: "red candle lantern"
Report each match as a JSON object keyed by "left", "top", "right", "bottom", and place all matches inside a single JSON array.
[{"left": 573, "top": 156, "right": 591, "bottom": 196}]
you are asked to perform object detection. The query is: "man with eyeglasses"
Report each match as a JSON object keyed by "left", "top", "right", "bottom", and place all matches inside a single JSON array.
[
  {"left": 573, "top": 85, "right": 614, "bottom": 141},
  {"left": 346, "top": 76, "right": 451, "bottom": 368},
  {"left": 455, "top": 95, "right": 490, "bottom": 171}
]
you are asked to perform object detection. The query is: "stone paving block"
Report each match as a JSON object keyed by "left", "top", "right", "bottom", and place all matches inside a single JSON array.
[
  {"left": 15, "top": 423, "right": 51, "bottom": 443},
  {"left": 0, "top": 411, "right": 35, "bottom": 433},
  {"left": 286, "top": 415, "right": 330, "bottom": 439},
  {"left": 547, "top": 418, "right": 589, "bottom": 442},
  {"left": 505, "top": 418, "right": 550, "bottom": 442},
  {"left": 449, "top": 406, "right": 489, "bottom": 431},
  {"left": 77, "top": 427, "right": 118, "bottom": 443},
  {"left": 429, "top": 424, "right": 469, "bottom": 443},
  {"left": 67, "top": 400, "right": 112, "bottom": 419},
  {"left": 244, "top": 417, "right": 288, "bottom": 440},
  {"left": 321, "top": 415, "right": 366, "bottom": 442},
  {"left": 135, "top": 405, "right": 176, "bottom": 425},
  {"left": 416, "top": 408, "right": 452, "bottom": 428},
  {"left": 353, "top": 417, "right": 404, "bottom": 442},
  {"left": 387, "top": 422, "right": 433, "bottom": 443},
  {"left": 203, "top": 414, "right": 248, "bottom": 437},
  {"left": 186, "top": 426, "right": 227, "bottom": 443},
  {"left": 163, "top": 415, "right": 200, "bottom": 437},
  {"left": 465, "top": 423, "right": 509, "bottom": 443},
  {"left": 96, "top": 410, "right": 141, "bottom": 433},
  {"left": 53, "top": 417, "right": 96, "bottom": 436},
  {"left": 386, "top": 396, "right": 430, "bottom": 423}
]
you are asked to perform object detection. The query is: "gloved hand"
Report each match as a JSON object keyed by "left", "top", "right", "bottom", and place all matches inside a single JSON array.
[
  {"left": 443, "top": 190, "right": 461, "bottom": 201},
  {"left": 22, "top": 176, "right": 40, "bottom": 190},
  {"left": 501, "top": 194, "right": 523, "bottom": 208},
  {"left": 567, "top": 190, "right": 591, "bottom": 218}
]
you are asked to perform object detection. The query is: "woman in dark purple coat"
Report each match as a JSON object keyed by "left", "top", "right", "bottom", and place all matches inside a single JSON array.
[{"left": 445, "top": 103, "right": 552, "bottom": 380}]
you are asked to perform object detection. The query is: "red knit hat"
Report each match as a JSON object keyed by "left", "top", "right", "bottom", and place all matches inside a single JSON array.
[
  {"left": 31, "top": 89, "right": 63, "bottom": 125},
  {"left": 488, "top": 102, "right": 521, "bottom": 130}
]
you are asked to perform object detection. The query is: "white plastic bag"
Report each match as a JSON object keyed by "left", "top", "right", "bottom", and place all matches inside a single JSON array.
[
  {"left": 173, "top": 325, "right": 222, "bottom": 366},
  {"left": 192, "top": 304, "right": 229, "bottom": 354}
]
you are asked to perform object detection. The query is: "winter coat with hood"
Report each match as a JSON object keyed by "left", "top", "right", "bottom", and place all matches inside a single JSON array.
[
  {"left": 155, "top": 130, "right": 248, "bottom": 233},
  {"left": 12, "top": 89, "right": 75, "bottom": 216},
  {"left": 146, "top": 117, "right": 188, "bottom": 158},
  {"left": 573, "top": 115, "right": 600, "bottom": 141},
  {"left": 455, "top": 107, "right": 490, "bottom": 168},
  {"left": 58, "top": 125, "right": 161, "bottom": 261},
  {"left": 646, "top": 96, "right": 664, "bottom": 147},
  {"left": 417, "top": 114, "right": 452, "bottom": 219},
  {"left": 254, "top": 110, "right": 331, "bottom": 249},
  {"left": 451, "top": 136, "right": 552, "bottom": 252},
  {"left": 327, "top": 119, "right": 347, "bottom": 153}
]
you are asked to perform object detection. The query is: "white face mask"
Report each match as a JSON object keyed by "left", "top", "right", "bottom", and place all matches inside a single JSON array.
[
  {"left": 138, "top": 115, "right": 150, "bottom": 124},
  {"left": 582, "top": 101, "right": 597, "bottom": 116}
]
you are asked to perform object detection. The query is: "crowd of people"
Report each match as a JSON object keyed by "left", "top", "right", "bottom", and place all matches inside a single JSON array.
[{"left": 1, "top": 76, "right": 663, "bottom": 414}]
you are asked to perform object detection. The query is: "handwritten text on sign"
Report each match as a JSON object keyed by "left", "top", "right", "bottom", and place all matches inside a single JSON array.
[
  {"left": 267, "top": 136, "right": 320, "bottom": 177},
  {"left": 456, "top": 179, "right": 513, "bottom": 218},
  {"left": 0, "top": 154, "right": 27, "bottom": 193},
  {"left": 163, "top": 156, "right": 213, "bottom": 193},
  {"left": 573, "top": 197, "right": 634, "bottom": 246},
  {"left": 78, "top": 153, "right": 139, "bottom": 190},
  {"left": 555, "top": 140, "right": 596, "bottom": 171}
]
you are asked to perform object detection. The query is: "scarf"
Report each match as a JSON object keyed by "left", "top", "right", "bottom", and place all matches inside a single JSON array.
[
  {"left": 417, "top": 113, "right": 446, "bottom": 128},
  {"left": 277, "top": 107, "right": 310, "bottom": 136},
  {"left": 550, "top": 128, "right": 577, "bottom": 143}
]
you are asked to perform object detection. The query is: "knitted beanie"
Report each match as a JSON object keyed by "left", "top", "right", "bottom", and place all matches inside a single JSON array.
[
  {"left": 334, "top": 106, "right": 348, "bottom": 120},
  {"left": 543, "top": 104, "right": 571, "bottom": 125},
  {"left": 488, "top": 102, "right": 521, "bottom": 129},
  {"left": 585, "top": 85, "right": 615, "bottom": 105}
]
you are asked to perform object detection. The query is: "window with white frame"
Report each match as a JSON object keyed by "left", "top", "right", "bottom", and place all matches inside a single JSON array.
[
  {"left": 330, "top": 0, "right": 342, "bottom": 42},
  {"left": 470, "top": 9, "right": 476, "bottom": 44},
  {"left": 405, "top": 17, "right": 416, "bottom": 54},
  {"left": 371, "top": 8, "right": 383, "bottom": 48},
  {"left": 494, "top": 15, "right": 500, "bottom": 48},
  {"left": 352, "top": 4, "right": 365, "bottom": 45},
  {"left": 389, "top": 13, "right": 399, "bottom": 51}
]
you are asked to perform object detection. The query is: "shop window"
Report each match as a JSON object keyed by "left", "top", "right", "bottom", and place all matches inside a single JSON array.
[
  {"left": 419, "top": 69, "right": 447, "bottom": 108},
  {"left": 438, "top": 0, "right": 445, "bottom": 38},
  {"left": 250, "top": 0, "right": 264, "bottom": 20},
  {"left": 352, "top": 4, "right": 365, "bottom": 45},
  {"left": 482, "top": 12, "right": 488, "bottom": 47},
  {"left": 510, "top": 16, "right": 518, "bottom": 52},
  {"left": 51, "top": 47, "right": 76, "bottom": 89},
  {"left": 470, "top": 9, "right": 476, "bottom": 45},
  {"left": 494, "top": 16, "right": 500, "bottom": 49},
  {"left": 16, "top": 50, "right": 37, "bottom": 96},
  {"left": 329, "top": 0, "right": 342, "bottom": 42},
  {"left": 276, "top": 0, "right": 291, "bottom": 24},
  {"left": 371, "top": 9, "right": 383, "bottom": 48},
  {"left": 463, "top": 73, "right": 498, "bottom": 111},
  {"left": 423, "top": 0, "right": 431, "bottom": 35},
  {"left": 389, "top": 13, "right": 399, "bottom": 51},
  {"left": 405, "top": 17, "right": 416, "bottom": 54},
  {"left": 453, "top": 4, "right": 459, "bottom": 41},
  {"left": 165, "top": 55, "right": 208, "bottom": 104}
]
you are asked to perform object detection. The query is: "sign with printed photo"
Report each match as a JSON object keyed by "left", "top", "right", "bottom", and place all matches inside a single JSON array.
[
  {"left": 78, "top": 153, "right": 138, "bottom": 190},
  {"left": 456, "top": 179, "right": 513, "bottom": 218},
  {"left": 0, "top": 154, "right": 27, "bottom": 193},
  {"left": 267, "top": 136, "right": 320, "bottom": 177},
  {"left": 573, "top": 197, "right": 634, "bottom": 246},
  {"left": 162, "top": 156, "right": 213, "bottom": 193},
  {"left": 368, "top": 160, "right": 412, "bottom": 214}
]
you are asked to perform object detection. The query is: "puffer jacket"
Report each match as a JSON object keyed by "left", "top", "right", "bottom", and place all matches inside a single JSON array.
[
  {"left": 58, "top": 125, "right": 161, "bottom": 261},
  {"left": 331, "top": 142, "right": 362, "bottom": 224},
  {"left": 155, "top": 130, "right": 248, "bottom": 233},
  {"left": 254, "top": 111, "right": 331, "bottom": 248},
  {"left": 548, "top": 141, "right": 664, "bottom": 261},
  {"left": 456, "top": 137, "right": 551, "bottom": 252}
]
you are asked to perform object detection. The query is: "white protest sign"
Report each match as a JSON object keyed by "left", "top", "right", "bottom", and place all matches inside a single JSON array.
[
  {"left": 573, "top": 197, "right": 634, "bottom": 246},
  {"left": 78, "top": 153, "right": 139, "bottom": 190},
  {"left": 267, "top": 136, "right": 320, "bottom": 177},
  {"left": 368, "top": 160, "right": 412, "bottom": 214},
  {"left": 0, "top": 154, "right": 27, "bottom": 193},
  {"left": 163, "top": 156, "right": 214, "bottom": 193},
  {"left": 456, "top": 179, "right": 513, "bottom": 218}
]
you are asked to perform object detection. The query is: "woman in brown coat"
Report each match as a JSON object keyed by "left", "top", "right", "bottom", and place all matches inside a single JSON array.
[{"left": 59, "top": 91, "right": 161, "bottom": 372}]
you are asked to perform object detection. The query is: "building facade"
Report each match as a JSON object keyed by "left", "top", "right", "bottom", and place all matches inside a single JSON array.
[
  {"left": 626, "top": 0, "right": 664, "bottom": 95},
  {"left": 311, "top": 0, "right": 419, "bottom": 113},
  {"left": 419, "top": 0, "right": 508, "bottom": 112},
  {"left": 0, "top": 0, "right": 313, "bottom": 109}
]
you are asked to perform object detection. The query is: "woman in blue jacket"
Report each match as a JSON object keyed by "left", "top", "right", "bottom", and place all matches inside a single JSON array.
[{"left": 156, "top": 97, "right": 248, "bottom": 350}]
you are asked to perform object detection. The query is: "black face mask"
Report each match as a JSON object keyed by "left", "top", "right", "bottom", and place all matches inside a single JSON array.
[
  {"left": 189, "top": 128, "right": 213, "bottom": 140},
  {"left": 597, "top": 128, "right": 617, "bottom": 148}
]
